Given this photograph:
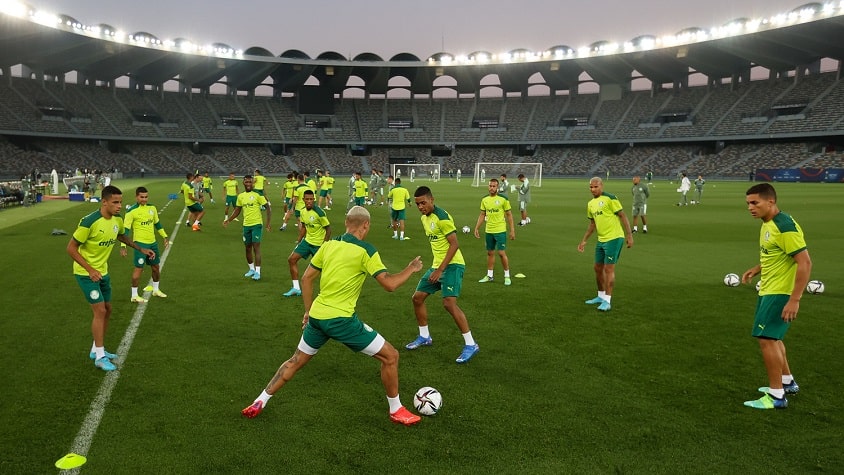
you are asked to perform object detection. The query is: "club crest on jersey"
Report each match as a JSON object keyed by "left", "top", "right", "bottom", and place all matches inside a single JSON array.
[
  {"left": 429, "top": 221, "right": 436, "bottom": 231},
  {"left": 764, "top": 231, "right": 770, "bottom": 241},
  {"left": 112, "top": 224, "right": 119, "bottom": 233},
  {"left": 148, "top": 209, "right": 154, "bottom": 216}
]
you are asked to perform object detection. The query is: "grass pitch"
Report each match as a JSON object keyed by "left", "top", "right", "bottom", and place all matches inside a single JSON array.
[{"left": 0, "top": 177, "right": 842, "bottom": 474}]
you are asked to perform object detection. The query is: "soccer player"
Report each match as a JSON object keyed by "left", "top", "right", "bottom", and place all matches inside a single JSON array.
[
  {"left": 388, "top": 177, "right": 411, "bottom": 240},
  {"left": 283, "top": 190, "right": 330, "bottom": 297},
  {"left": 353, "top": 172, "right": 368, "bottom": 207},
  {"left": 223, "top": 175, "right": 271, "bottom": 281},
  {"left": 499, "top": 174, "right": 509, "bottom": 198},
  {"left": 202, "top": 172, "right": 215, "bottom": 204},
  {"left": 473, "top": 178, "right": 515, "bottom": 285},
  {"left": 456, "top": 168, "right": 461, "bottom": 182},
  {"left": 630, "top": 176, "right": 649, "bottom": 233},
  {"left": 517, "top": 173, "right": 531, "bottom": 226},
  {"left": 222, "top": 172, "right": 239, "bottom": 222},
  {"left": 677, "top": 173, "right": 691, "bottom": 206},
  {"left": 406, "top": 186, "right": 479, "bottom": 364},
  {"left": 281, "top": 173, "right": 296, "bottom": 219},
  {"left": 120, "top": 186, "right": 169, "bottom": 302},
  {"left": 181, "top": 173, "right": 205, "bottom": 231},
  {"left": 740, "top": 183, "right": 812, "bottom": 410},
  {"left": 318, "top": 170, "right": 335, "bottom": 210},
  {"left": 253, "top": 169, "right": 268, "bottom": 197},
  {"left": 67, "top": 185, "right": 154, "bottom": 371},
  {"left": 241, "top": 206, "right": 425, "bottom": 425},
  {"left": 280, "top": 174, "right": 309, "bottom": 231},
  {"left": 694, "top": 175, "right": 706, "bottom": 204},
  {"left": 577, "top": 177, "right": 634, "bottom": 312}
]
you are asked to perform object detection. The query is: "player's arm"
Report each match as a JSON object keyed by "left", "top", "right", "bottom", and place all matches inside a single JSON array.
[
  {"left": 578, "top": 219, "right": 596, "bottom": 252},
  {"left": 223, "top": 206, "right": 242, "bottom": 226},
  {"left": 120, "top": 212, "right": 133, "bottom": 256},
  {"left": 296, "top": 219, "right": 306, "bottom": 242},
  {"left": 374, "top": 256, "right": 424, "bottom": 292},
  {"left": 263, "top": 202, "right": 272, "bottom": 231},
  {"left": 741, "top": 264, "right": 762, "bottom": 284},
  {"left": 505, "top": 209, "right": 516, "bottom": 240},
  {"left": 616, "top": 210, "right": 634, "bottom": 248},
  {"left": 783, "top": 249, "right": 812, "bottom": 322},
  {"left": 117, "top": 232, "right": 154, "bottom": 258},
  {"left": 473, "top": 211, "right": 485, "bottom": 239},
  {"left": 429, "top": 232, "right": 460, "bottom": 283}
]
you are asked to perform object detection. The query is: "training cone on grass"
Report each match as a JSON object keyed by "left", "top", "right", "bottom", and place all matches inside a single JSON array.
[
  {"left": 514, "top": 273, "right": 526, "bottom": 278},
  {"left": 55, "top": 453, "right": 87, "bottom": 470}
]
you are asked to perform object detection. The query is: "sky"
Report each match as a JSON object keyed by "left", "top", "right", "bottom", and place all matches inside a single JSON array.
[{"left": 33, "top": 0, "right": 808, "bottom": 59}]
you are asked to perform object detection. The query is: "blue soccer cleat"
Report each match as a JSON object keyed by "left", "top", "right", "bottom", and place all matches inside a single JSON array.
[
  {"left": 758, "top": 380, "right": 800, "bottom": 395},
  {"left": 585, "top": 296, "right": 604, "bottom": 305},
  {"left": 252, "top": 272, "right": 261, "bottom": 281},
  {"left": 456, "top": 344, "right": 480, "bottom": 364},
  {"left": 405, "top": 335, "right": 432, "bottom": 350},
  {"left": 244, "top": 269, "right": 255, "bottom": 278},
  {"left": 283, "top": 287, "right": 302, "bottom": 297},
  {"left": 744, "top": 393, "right": 788, "bottom": 409},
  {"left": 597, "top": 300, "right": 611, "bottom": 312},
  {"left": 89, "top": 350, "right": 118, "bottom": 361},
  {"left": 94, "top": 357, "right": 116, "bottom": 371}
]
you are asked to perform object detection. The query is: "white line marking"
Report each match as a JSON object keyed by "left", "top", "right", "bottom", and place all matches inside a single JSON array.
[{"left": 65, "top": 204, "right": 186, "bottom": 474}]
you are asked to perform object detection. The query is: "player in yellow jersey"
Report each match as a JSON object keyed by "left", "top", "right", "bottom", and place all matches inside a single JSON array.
[
  {"left": 222, "top": 172, "right": 239, "bottom": 222},
  {"left": 283, "top": 190, "right": 330, "bottom": 297},
  {"left": 474, "top": 178, "right": 516, "bottom": 285},
  {"left": 407, "top": 186, "right": 479, "bottom": 364},
  {"left": 241, "top": 206, "right": 424, "bottom": 425},
  {"left": 67, "top": 185, "right": 154, "bottom": 371},
  {"left": 740, "top": 183, "right": 811, "bottom": 410},
  {"left": 202, "top": 172, "right": 215, "bottom": 204},
  {"left": 181, "top": 173, "right": 205, "bottom": 231},
  {"left": 252, "top": 169, "right": 268, "bottom": 197},
  {"left": 387, "top": 177, "right": 412, "bottom": 240},
  {"left": 120, "top": 186, "right": 169, "bottom": 302},
  {"left": 318, "top": 170, "right": 335, "bottom": 210},
  {"left": 223, "top": 175, "right": 271, "bottom": 281},
  {"left": 577, "top": 177, "right": 634, "bottom": 312}
]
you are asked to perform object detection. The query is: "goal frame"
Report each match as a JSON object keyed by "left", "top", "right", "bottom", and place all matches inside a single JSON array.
[
  {"left": 472, "top": 162, "right": 542, "bottom": 188},
  {"left": 391, "top": 163, "right": 441, "bottom": 182}
]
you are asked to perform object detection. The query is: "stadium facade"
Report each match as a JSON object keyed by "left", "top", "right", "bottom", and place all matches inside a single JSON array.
[{"left": 1, "top": 3, "right": 843, "bottom": 181}]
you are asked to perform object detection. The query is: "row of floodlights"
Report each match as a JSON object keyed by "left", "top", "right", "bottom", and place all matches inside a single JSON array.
[{"left": 1, "top": 0, "right": 843, "bottom": 63}]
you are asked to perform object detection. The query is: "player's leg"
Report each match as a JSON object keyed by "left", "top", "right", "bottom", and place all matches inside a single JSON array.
[
  {"left": 496, "top": 235, "right": 511, "bottom": 285},
  {"left": 130, "top": 265, "right": 145, "bottom": 302},
  {"left": 407, "top": 290, "right": 434, "bottom": 349},
  {"left": 252, "top": 242, "right": 262, "bottom": 280},
  {"left": 479, "top": 234, "right": 496, "bottom": 282},
  {"left": 284, "top": 249, "right": 304, "bottom": 296}
]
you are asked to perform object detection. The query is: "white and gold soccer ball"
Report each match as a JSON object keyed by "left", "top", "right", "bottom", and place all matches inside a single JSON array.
[
  {"left": 806, "top": 280, "right": 825, "bottom": 294},
  {"left": 462, "top": 225, "right": 471, "bottom": 234},
  {"left": 723, "top": 273, "right": 740, "bottom": 287}
]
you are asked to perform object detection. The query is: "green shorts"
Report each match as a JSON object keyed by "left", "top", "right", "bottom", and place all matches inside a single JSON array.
[
  {"left": 242, "top": 224, "right": 263, "bottom": 244},
  {"left": 75, "top": 274, "right": 112, "bottom": 304},
  {"left": 226, "top": 195, "right": 237, "bottom": 207},
  {"left": 293, "top": 240, "right": 321, "bottom": 259},
  {"left": 594, "top": 238, "right": 624, "bottom": 265},
  {"left": 301, "top": 314, "right": 384, "bottom": 356},
  {"left": 254, "top": 189, "right": 264, "bottom": 196},
  {"left": 390, "top": 209, "right": 406, "bottom": 222},
  {"left": 187, "top": 203, "right": 204, "bottom": 213},
  {"left": 354, "top": 197, "right": 366, "bottom": 206},
  {"left": 203, "top": 187, "right": 212, "bottom": 194},
  {"left": 132, "top": 242, "right": 161, "bottom": 268},
  {"left": 485, "top": 231, "right": 507, "bottom": 251},
  {"left": 326, "top": 189, "right": 333, "bottom": 195},
  {"left": 415, "top": 264, "right": 464, "bottom": 298},
  {"left": 319, "top": 190, "right": 329, "bottom": 197},
  {"left": 752, "top": 294, "right": 791, "bottom": 340}
]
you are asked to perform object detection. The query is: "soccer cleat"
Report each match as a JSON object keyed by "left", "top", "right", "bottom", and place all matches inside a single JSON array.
[
  {"left": 504, "top": 277, "right": 512, "bottom": 286},
  {"left": 744, "top": 393, "right": 788, "bottom": 409},
  {"left": 597, "top": 301, "right": 612, "bottom": 312},
  {"left": 585, "top": 296, "right": 604, "bottom": 305},
  {"left": 252, "top": 272, "right": 261, "bottom": 281},
  {"left": 185, "top": 220, "right": 191, "bottom": 227},
  {"left": 456, "top": 344, "right": 480, "bottom": 364},
  {"left": 131, "top": 296, "right": 147, "bottom": 303},
  {"left": 758, "top": 380, "right": 800, "bottom": 395},
  {"left": 478, "top": 276, "right": 493, "bottom": 283},
  {"left": 143, "top": 285, "right": 154, "bottom": 292},
  {"left": 405, "top": 335, "right": 433, "bottom": 350},
  {"left": 244, "top": 269, "right": 256, "bottom": 278},
  {"left": 392, "top": 235, "right": 398, "bottom": 239},
  {"left": 283, "top": 287, "right": 302, "bottom": 297},
  {"left": 94, "top": 357, "right": 116, "bottom": 371},
  {"left": 400, "top": 237, "right": 409, "bottom": 241},
  {"left": 89, "top": 350, "right": 118, "bottom": 360},
  {"left": 192, "top": 224, "right": 200, "bottom": 231},
  {"left": 241, "top": 400, "right": 264, "bottom": 418},
  {"left": 151, "top": 290, "right": 167, "bottom": 298},
  {"left": 389, "top": 406, "right": 421, "bottom": 426},
  {"left": 632, "top": 228, "right": 638, "bottom": 233},
  {"left": 643, "top": 228, "right": 648, "bottom": 234}
]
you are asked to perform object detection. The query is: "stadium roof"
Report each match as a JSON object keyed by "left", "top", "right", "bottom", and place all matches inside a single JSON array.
[{"left": 1, "top": 3, "right": 844, "bottom": 96}]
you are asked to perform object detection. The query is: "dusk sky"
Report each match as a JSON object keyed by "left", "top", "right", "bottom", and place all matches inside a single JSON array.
[{"left": 35, "top": 0, "right": 806, "bottom": 59}]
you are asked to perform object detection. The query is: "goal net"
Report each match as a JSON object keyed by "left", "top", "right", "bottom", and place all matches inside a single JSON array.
[
  {"left": 472, "top": 162, "right": 542, "bottom": 188},
  {"left": 391, "top": 163, "right": 441, "bottom": 182}
]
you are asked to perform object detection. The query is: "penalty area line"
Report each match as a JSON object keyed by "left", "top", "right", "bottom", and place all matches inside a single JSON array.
[{"left": 64, "top": 207, "right": 186, "bottom": 473}]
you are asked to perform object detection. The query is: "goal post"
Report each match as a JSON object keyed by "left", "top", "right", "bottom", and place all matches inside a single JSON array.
[
  {"left": 390, "top": 163, "right": 441, "bottom": 182},
  {"left": 472, "top": 162, "right": 542, "bottom": 187}
]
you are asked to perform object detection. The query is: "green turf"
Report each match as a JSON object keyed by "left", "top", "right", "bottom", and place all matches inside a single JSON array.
[{"left": 1, "top": 177, "right": 841, "bottom": 474}]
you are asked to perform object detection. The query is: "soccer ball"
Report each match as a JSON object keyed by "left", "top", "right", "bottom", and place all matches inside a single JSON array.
[
  {"left": 755, "top": 280, "right": 762, "bottom": 291},
  {"left": 462, "top": 225, "right": 471, "bottom": 234},
  {"left": 723, "top": 273, "right": 740, "bottom": 287},
  {"left": 413, "top": 386, "right": 442, "bottom": 416},
  {"left": 806, "top": 280, "right": 825, "bottom": 294}
]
